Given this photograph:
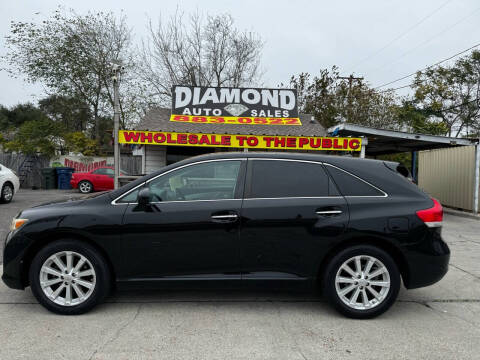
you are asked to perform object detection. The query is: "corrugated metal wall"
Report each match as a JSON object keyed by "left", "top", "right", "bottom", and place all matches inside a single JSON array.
[{"left": 418, "top": 146, "right": 476, "bottom": 211}]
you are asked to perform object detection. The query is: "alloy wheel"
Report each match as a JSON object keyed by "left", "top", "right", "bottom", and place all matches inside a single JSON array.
[
  {"left": 79, "top": 182, "right": 91, "bottom": 193},
  {"left": 3, "top": 184, "right": 13, "bottom": 201},
  {"left": 39, "top": 251, "right": 96, "bottom": 306},
  {"left": 334, "top": 255, "right": 390, "bottom": 310}
]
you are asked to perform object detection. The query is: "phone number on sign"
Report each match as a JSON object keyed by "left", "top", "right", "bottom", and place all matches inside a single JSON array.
[{"left": 170, "top": 115, "right": 302, "bottom": 125}]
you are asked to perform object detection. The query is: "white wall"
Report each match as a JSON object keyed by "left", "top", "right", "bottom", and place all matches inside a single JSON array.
[{"left": 145, "top": 145, "right": 166, "bottom": 174}]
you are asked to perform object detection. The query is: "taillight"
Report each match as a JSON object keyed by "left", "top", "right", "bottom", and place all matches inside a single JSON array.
[{"left": 416, "top": 198, "right": 443, "bottom": 227}]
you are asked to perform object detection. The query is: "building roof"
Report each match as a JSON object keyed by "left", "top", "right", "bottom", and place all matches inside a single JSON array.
[
  {"left": 137, "top": 107, "right": 326, "bottom": 137},
  {"left": 328, "top": 123, "right": 478, "bottom": 155}
]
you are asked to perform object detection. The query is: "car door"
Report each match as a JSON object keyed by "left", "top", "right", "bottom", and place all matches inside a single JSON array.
[
  {"left": 240, "top": 158, "right": 348, "bottom": 286},
  {"left": 118, "top": 159, "right": 246, "bottom": 283},
  {"left": 91, "top": 168, "right": 111, "bottom": 190}
]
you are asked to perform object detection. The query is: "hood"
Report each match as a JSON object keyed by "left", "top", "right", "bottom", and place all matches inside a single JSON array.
[{"left": 30, "top": 191, "right": 110, "bottom": 209}]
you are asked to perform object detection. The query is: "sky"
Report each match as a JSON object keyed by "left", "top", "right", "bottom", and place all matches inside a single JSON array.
[{"left": 1, "top": 0, "right": 479, "bottom": 107}]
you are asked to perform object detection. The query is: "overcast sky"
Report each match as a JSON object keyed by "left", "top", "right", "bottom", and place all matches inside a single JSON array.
[{"left": 1, "top": 0, "right": 479, "bottom": 107}]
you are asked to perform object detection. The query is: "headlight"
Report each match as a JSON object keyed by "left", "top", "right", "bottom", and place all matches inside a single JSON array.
[{"left": 10, "top": 218, "right": 28, "bottom": 231}]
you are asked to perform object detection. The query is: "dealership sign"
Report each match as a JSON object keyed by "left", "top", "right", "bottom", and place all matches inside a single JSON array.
[
  {"left": 119, "top": 130, "right": 362, "bottom": 151},
  {"left": 171, "top": 86, "right": 301, "bottom": 125}
]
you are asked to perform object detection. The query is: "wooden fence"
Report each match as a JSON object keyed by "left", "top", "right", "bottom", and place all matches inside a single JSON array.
[{"left": 0, "top": 153, "right": 142, "bottom": 189}]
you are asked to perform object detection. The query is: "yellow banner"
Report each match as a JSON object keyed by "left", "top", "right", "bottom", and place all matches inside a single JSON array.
[
  {"left": 170, "top": 114, "right": 302, "bottom": 126},
  {"left": 120, "top": 130, "right": 362, "bottom": 151}
]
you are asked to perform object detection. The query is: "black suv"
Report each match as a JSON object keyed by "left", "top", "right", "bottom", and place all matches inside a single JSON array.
[{"left": 3, "top": 152, "right": 449, "bottom": 318}]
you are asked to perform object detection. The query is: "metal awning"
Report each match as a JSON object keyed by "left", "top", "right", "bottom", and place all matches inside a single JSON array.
[{"left": 328, "top": 123, "right": 478, "bottom": 156}]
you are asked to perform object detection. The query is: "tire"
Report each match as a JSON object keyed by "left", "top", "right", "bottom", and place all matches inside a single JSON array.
[
  {"left": 0, "top": 182, "right": 14, "bottom": 203},
  {"left": 323, "top": 245, "right": 400, "bottom": 319},
  {"left": 78, "top": 180, "right": 93, "bottom": 194},
  {"left": 29, "top": 239, "right": 110, "bottom": 315}
]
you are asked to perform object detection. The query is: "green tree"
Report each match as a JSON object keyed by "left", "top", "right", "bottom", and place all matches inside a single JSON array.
[
  {"left": 38, "top": 95, "right": 92, "bottom": 133},
  {"left": 4, "top": 8, "right": 138, "bottom": 138},
  {"left": 288, "top": 68, "right": 400, "bottom": 129},
  {"left": 412, "top": 50, "right": 480, "bottom": 137},
  {"left": 4, "top": 118, "right": 64, "bottom": 156}
]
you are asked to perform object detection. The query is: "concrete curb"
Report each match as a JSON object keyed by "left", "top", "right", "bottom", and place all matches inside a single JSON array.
[{"left": 444, "top": 207, "right": 480, "bottom": 220}]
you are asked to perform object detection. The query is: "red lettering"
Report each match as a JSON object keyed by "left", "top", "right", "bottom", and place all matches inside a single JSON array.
[
  {"left": 274, "top": 137, "right": 286, "bottom": 147},
  {"left": 310, "top": 139, "right": 321, "bottom": 148},
  {"left": 349, "top": 139, "right": 360, "bottom": 150},
  {"left": 263, "top": 137, "right": 275, "bottom": 147},
  {"left": 123, "top": 131, "right": 140, "bottom": 142},
  {"left": 188, "top": 134, "right": 198, "bottom": 144},
  {"left": 322, "top": 139, "right": 332, "bottom": 149},
  {"left": 221, "top": 136, "right": 231, "bottom": 146},
  {"left": 333, "top": 138, "right": 342, "bottom": 149},
  {"left": 166, "top": 133, "right": 177, "bottom": 144},
  {"left": 140, "top": 132, "right": 153, "bottom": 143},
  {"left": 286, "top": 137, "right": 296, "bottom": 147},
  {"left": 298, "top": 138, "right": 309, "bottom": 148},
  {"left": 177, "top": 134, "right": 187, "bottom": 144},
  {"left": 210, "top": 135, "right": 221, "bottom": 145},
  {"left": 236, "top": 136, "right": 248, "bottom": 146},
  {"left": 199, "top": 135, "right": 211, "bottom": 145},
  {"left": 153, "top": 133, "right": 166, "bottom": 143},
  {"left": 246, "top": 137, "right": 258, "bottom": 146}
]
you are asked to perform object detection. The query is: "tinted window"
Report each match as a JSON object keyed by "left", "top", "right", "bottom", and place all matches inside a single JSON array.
[
  {"left": 326, "top": 165, "right": 384, "bottom": 196},
  {"left": 117, "top": 188, "right": 140, "bottom": 203},
  {"left": 148, "top": 160, "right": 241, "bottom": 202},
  {"left": 249, "top": 160, "right": 330, "bottom": 198},
  {"left": 93, "top": 168, "right": 112, "bottom": 175}
]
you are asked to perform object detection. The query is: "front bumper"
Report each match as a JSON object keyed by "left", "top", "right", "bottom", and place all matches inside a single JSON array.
[{"left": 2, "top": 231, "right": 27, "bottom": 290}]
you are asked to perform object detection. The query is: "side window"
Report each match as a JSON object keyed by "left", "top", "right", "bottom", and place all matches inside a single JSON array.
[
  {"left": 93, "top": 168, "right": 107, "bottom": 175},
  {"left": 325, "top": 165, "right": 385, "bottom": 196},
  {"left": 148, "top": 160, "right": 242, "bottom": 202},
  {"left": 117, "top": 188, "right": 140, "bottom": 203},
  {"left": 104, "top": 168, "right": 114, "bottom": 176},
  {"left": 248, "top": 160, "right": 330, "bottom": 198}
]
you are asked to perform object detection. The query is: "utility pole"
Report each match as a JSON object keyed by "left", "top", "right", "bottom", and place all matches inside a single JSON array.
[
  {"left": 339, "top": 75, "right": 364, "bottom": 122},
  {"left": 112, "top": 64, "right": 122, "bottom": 190}
]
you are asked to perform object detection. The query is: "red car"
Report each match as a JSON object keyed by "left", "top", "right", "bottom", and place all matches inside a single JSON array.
[{"left": 71, "top": 167, "right": 127, "bottom": 193}]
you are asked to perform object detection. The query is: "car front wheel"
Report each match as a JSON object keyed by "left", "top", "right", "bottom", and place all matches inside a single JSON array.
[
  {"left": 29, "top": 240, "right": 110, "bottom": 315},
  {"left": 78, "top": 180, "right": 93, "bottom": 194},
  {"left": 323, "top": 245, "right": 400, "bottom": 319},
  {"left": 1, "top": 182, "right": 14, "bottom": 203}
]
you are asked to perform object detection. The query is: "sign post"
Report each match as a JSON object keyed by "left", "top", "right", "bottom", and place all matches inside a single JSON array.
[{"left": 112, "top": 64, "right": 121, "bottom": 189}]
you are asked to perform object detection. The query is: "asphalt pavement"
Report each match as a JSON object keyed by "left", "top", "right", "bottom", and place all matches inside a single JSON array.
[{"left": 0, "top": 189, "right": 479, "bottom": 359}]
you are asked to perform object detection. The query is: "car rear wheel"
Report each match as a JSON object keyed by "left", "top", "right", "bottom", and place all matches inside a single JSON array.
[
  {"left": 0, "top": 182, "right": 14, "bottom": 203},
  {"left": 29, "top": 240, "right": 110, "bottom": 315},
  {"left": 78, "top": 180, "right": 93, "bottom": 194},
  {"left": 323, "top": 245, "right": 400, "bottom": 319}
]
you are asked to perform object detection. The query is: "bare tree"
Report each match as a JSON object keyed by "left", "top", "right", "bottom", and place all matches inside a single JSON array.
[{"left": 137, "top": 10, "right": 264, "bottom": 106}]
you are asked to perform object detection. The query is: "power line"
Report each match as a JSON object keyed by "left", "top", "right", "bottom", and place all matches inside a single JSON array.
[
  {"left": 375, "top": 42, "right": 480, "bottom": 90},
  {"left": 371, "top": 6, "right": 480, "bottom": 75},
  {"left": 347, "top": 0, "right": 452, "bottom": 73}
]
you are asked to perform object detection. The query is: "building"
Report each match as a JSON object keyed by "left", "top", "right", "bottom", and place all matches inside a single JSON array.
[{"left": 133, "top": 107, "right": 337, "bottom": 174}]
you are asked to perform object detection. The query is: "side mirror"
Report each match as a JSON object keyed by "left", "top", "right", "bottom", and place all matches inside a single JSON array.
[{"left": 137, "top": 187, "right": 151, "bottom": 205}]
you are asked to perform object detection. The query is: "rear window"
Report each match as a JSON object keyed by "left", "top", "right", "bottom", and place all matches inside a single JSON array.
[
  {"left": 325, "top": 165, "right": 385, "bottom": 197},
  {"left": 249, "top": 160, "right": 334, "bottom": 198}
]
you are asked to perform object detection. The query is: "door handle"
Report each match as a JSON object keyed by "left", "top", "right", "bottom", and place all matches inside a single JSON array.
[
  {"left": 316, "top": 210, "right": 342, "bottom": 215},
  {"left": 211, "top": 214, "right": 238, "bottom": 220},
  {"left": 211, "top": 213, "right": 238, "bottom": 223}
]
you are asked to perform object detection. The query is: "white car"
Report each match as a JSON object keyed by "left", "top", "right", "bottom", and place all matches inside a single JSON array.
[{"left": 0, "top": 163, "right": 20, "bottom": 203}]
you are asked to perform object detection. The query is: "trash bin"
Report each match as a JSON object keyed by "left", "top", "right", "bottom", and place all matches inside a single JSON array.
[
  {"left": 55, "top": 167, "right": 75, "bottom": 190},
  {"left": 41, "top": 168, "right": 57, "bottom": 189}
]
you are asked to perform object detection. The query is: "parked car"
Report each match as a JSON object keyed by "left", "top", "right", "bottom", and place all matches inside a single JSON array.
[
  {"left": 70, "top": 166, "right": 128, "bottom": 193},
  {"left": 2, "top": 153, "right": 449, "bottom": 318},
  {"left": 0, "top": 163, "right": 20, "bottom": 203}
]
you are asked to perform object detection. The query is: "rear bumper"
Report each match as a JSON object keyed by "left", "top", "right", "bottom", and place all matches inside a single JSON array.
[{"left": 403, "top": 228, "right": 450, "bottom": 289}]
